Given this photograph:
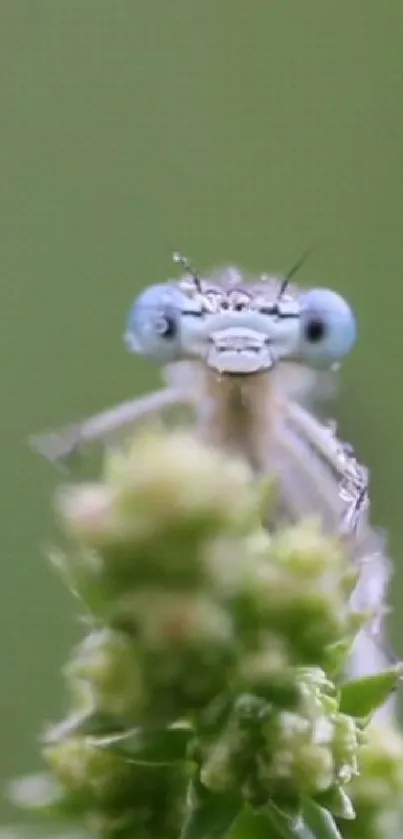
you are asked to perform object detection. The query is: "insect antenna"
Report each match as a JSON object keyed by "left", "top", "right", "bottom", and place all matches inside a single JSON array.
[
  {"left": 173, "top": 251, "right": 202, "bottom": 294},
  {"left": 277, "top": 243, "right": 317, "bottom": 301}
]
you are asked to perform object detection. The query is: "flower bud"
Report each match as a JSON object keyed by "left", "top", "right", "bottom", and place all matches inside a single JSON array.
[{"left": 66, "top": 629, "right": 145, "bottom": 719}]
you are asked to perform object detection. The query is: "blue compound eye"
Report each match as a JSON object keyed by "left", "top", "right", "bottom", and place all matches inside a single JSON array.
[
  {"left": 124, "top": 283, "right": 185, "bottom": 362},
  {"left": 298, "top": 288, "right": 356, "bottom": 367}
]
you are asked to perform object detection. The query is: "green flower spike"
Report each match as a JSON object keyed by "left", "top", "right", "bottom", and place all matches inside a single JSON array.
[{"left": 6, "top": 429, "right": 403, "bottom": 839}]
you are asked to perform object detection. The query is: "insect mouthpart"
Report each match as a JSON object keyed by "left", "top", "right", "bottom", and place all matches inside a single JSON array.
[{"left": 206, "top": 328, "right": 274, "bottom": 374}]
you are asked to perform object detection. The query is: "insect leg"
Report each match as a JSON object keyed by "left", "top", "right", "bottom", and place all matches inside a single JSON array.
[
  {"left": 272, "top": 399, "right": 399, "bottom": 717},
  {"left": 30, "top": 387, "right": 191, "bottom": 465}
]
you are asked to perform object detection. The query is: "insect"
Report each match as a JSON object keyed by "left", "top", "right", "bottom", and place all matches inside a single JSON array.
[{"left": 32, "top": 253, "right": 397, "bottom": 713}]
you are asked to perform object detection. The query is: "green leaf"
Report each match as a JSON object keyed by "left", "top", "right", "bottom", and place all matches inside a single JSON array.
[
  {"left": 325, "top": 641, "right": 351, "bottom": 676},
  {"left": 94, "top": 722, "right": 194, "bottom": 764},
  {"left": 180, "top": 784, "right": 242, "bottom": 839},
  {"left": 339, "top": 666, "right": 402, "bottom": 718},
  {"left": 315, "top": 787, "right": 355, "bottom": 820},
  {"left": 301, "top": 799, "right": 343, "bottom": 839},
  {"left": 260, "top": 804, "right": 316, "bottom": 839}
]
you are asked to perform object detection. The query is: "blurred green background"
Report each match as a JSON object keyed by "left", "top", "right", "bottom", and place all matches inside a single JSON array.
[{"left": 1, "top": 0, "right": 403, "bottom": 820}]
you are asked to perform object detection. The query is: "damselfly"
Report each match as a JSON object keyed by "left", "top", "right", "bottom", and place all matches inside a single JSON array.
[{"left": 32, "top": 253, "right": 398, "bottom": 714}]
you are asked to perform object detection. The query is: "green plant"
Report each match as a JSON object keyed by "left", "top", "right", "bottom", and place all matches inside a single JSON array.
[{"left": 5, "top": 429, "right": 403, "bottom": 839}]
